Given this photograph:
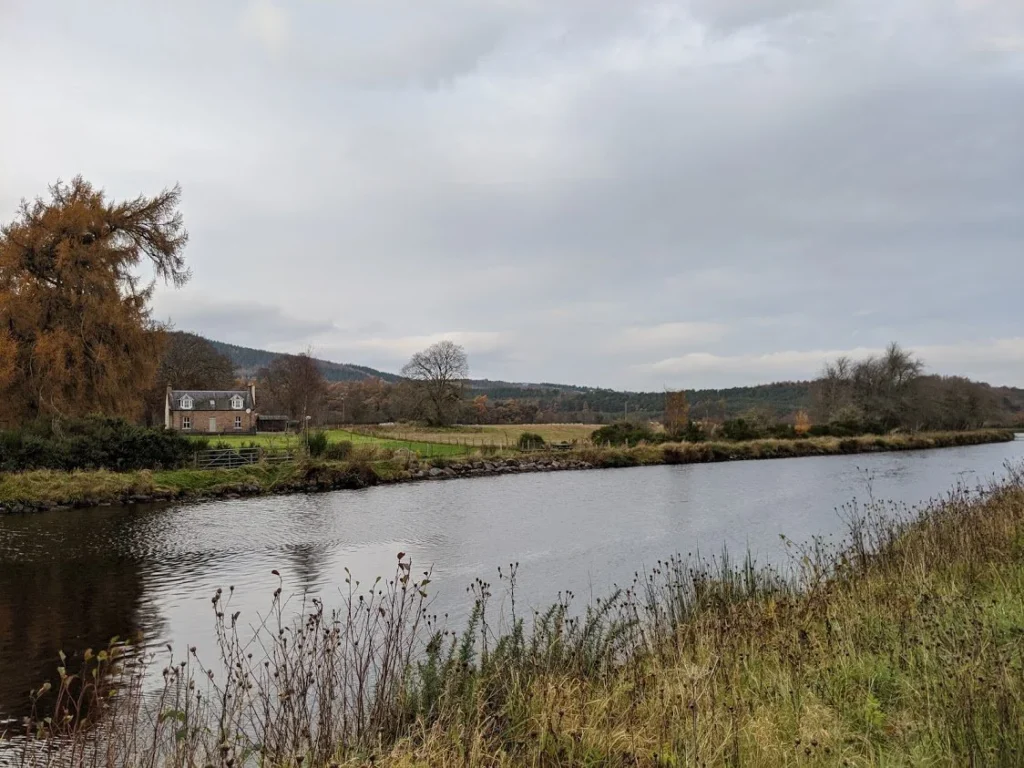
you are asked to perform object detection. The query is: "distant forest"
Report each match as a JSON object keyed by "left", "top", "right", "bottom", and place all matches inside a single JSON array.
[
  {"left": 207, "top": 338, "right": 1024, "bottom": 426},
  {"left": 208, "top": 339, "right": 402, "bottom": 384}
]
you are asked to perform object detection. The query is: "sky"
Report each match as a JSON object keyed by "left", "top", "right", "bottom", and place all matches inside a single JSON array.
[{"left": 1, "top": 0, "right": 1022, "bottom": 390}]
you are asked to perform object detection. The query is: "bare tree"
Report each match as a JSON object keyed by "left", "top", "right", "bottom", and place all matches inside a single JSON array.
[
  {"left": 158, "top": 332, "right": 236, "bottom": 390},
  {"left": 812, "top": 343, "right": 924, "bottom": 431},
  {"left": 401, "top": 340, "right": 469, "bottom": 426},
  {"left": 259, "top": 353, "right": 328, "bottom": 424},
  {"left": 145, "top": 332, "right": 237, "bottom": 425}
]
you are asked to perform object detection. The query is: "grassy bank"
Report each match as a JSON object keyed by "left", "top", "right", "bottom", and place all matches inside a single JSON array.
[
  {"left": 8, "top": 467, "right": 1024, "bottom": 766},
  {"left": 587, "top": 428, "right": 1018, "bottom": 468},
  {"left": 0, "top": 429, "right": 1014, "bottom": 511}
]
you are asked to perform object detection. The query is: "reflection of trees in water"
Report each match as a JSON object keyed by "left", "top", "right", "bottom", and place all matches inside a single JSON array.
[
  {"left": 0, "top": 557, "right": 145, "bottom": 720},
  {"left": 281, "top": 543, "right": 328, "bottom": 594}
]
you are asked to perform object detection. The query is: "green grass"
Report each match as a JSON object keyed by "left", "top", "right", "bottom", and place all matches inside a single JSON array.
[{"left": 189, "top": 429, "right": 470, "bottom": 457}]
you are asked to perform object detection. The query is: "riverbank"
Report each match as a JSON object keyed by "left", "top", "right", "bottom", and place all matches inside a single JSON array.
[
  {"left": 0, "top": 429, "right": 1014, "bottom": 513},
  {"left": 9, "top": 460, "right": 1023, "bottom": 766}
]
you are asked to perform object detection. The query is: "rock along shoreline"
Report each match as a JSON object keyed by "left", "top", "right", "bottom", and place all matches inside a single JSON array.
[{"left": 0, "top": 429, "right": 1016, "bottom": 514}]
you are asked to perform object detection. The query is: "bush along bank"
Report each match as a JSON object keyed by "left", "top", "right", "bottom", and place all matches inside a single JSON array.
[{"left": 0, "top": 429, "right": 1014, "bottom": 513}]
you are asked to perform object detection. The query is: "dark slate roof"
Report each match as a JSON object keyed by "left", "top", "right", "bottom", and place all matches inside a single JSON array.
[{"left": 169, "top": 390, "right": 254, "bottom": 412}]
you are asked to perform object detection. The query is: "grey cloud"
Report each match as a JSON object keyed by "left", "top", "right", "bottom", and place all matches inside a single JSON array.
[
  {"left": 1, "top": 0, "right": 1022, "bottom": 389},
  {"left": 153, "top": 297, "right": 337, "bottom": 349}
]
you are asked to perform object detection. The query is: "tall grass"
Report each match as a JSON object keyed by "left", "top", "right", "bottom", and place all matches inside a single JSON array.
[{"left": 4, "top": 466, "right": 1024, "bottom": 766}]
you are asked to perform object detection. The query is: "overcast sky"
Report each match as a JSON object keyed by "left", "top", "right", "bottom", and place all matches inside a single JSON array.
[{"left": 1, "top": 0, "right": 1022, "bottom": 389}]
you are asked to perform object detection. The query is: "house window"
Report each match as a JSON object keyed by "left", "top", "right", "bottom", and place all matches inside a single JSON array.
[
  {"left": 179, "top": 395, "right": 193, "bottom": 410},
  {"left": 181, "top": 416, "right": 192, "bottom": 430},
  {"left": 230, "top": 395, "right": 244, "bottom": 410},
  {"left": 234, "top": 415, "right": 242, "bottom": 430}
]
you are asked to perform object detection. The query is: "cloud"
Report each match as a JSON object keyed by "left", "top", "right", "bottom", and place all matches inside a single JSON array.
[
  {"left": 349, "top": 332, "right": 508, "bottom": 359},
  {"left": 639, "top": 338, "right": 1024, "bottom": 387},
  {"left": 240, "top": 0, "right": 290, "bottom": 54},
  {"left": 1, "top": 0, "right": 1023, "bottom": 390},
  {"left": 611, "top": 322, "right": 728, "bottom": 351},
  {"left": 153, "top": 295, "right": 335, "bottom": 348}
]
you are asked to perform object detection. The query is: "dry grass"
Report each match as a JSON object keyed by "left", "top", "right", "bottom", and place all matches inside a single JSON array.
[
  {"left": 362, "top": 423, "right": 602, "bottom": 447},
  {"left": 5, "top": 465, "right": 1024, "bottom": 766}
]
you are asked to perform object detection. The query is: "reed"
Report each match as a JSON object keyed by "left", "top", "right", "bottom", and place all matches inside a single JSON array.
[{"left": 4, "top": 465, "right": 1024, "bottom": 766}]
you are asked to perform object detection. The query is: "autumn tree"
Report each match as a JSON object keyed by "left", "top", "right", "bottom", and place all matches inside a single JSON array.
[
  {"left": 401, "top": 340, "right": 469, "bottom": 426},
  {"left": 663, "top": 390, "right": 690, "bottom": 435},
  {"left": 0, "top": 177, "right": 188, "bottom": 425},
  {"left": 258, "top": 353, "right": 328, "bottom": 423},
  {"left": 472, "top": 394, "right": 490, "bottom": 423},
  {"left": 794, "top": 409, "right": 812, "bottom": 435}
]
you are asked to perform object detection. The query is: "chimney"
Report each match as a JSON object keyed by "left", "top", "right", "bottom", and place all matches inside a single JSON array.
[{"left": 249, "top": 381, "right": 256, "bottom": 409}]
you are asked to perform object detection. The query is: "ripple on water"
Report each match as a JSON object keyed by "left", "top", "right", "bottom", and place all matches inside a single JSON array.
[{"left": 1, "top": 440, "right": 1023, "bottom": 720}]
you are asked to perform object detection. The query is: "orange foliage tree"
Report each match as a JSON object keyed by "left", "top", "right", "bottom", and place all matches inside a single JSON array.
[
  {"left": 664, "top": 390, "right": 691, "bottom": 435},
  {"left": 794, "top": 409, "right": 812, "bottom": 435},
  {"left": 0, "top": 177, "right": 189, "bottom": 425}
]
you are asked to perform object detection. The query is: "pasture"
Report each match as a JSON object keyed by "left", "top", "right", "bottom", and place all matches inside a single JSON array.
[
  {"left": 188, "top": 429, "right": 471, "bottom": 457},
  {"left": 356, "top": 422, "right": 601, "bottom": 447}
]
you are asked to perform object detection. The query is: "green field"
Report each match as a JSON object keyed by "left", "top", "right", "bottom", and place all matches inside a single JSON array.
[{"left": 189, "top": 429, "right": 471, "bottom": 457}]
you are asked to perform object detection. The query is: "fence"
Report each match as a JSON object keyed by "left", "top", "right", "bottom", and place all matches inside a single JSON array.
[{"left": 194, "top": 447, "right": 295, "bottom": 469}]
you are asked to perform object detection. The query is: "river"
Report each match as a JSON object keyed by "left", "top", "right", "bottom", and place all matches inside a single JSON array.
[{"left": 2, "top": 437, "right": 1022, "bottom": 720}]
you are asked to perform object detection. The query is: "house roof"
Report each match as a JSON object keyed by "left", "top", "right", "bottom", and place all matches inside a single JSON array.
[{"left": 169, "top": 389, "right": 254, "bottom": 412}]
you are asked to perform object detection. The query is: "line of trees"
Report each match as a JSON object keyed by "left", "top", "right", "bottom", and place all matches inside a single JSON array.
[{"left": 811, "top": 342, "right": 999, "bottom": 432}]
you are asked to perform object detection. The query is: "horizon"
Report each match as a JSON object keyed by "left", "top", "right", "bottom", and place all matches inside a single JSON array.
[{"left": 203, "top": 331, "right": 1024, "bottom": 393}]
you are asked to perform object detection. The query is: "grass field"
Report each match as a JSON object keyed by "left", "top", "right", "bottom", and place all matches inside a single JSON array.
[
  {"left": 189, "top": 429, "right": 471, "bottom": 457},
  {"left": 355, "top": 423, "right": 602, "bottom": 447}
]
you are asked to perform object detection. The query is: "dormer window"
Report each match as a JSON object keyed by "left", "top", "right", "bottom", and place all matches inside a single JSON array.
[
  {"left": 230, "top": 395, "right": 244, "bottom": 410},
  {"left": 179, "top": 395, "right": 194, "bottom": 410}
]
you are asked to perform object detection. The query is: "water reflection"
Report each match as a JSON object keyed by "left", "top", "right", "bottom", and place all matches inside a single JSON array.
[
  {"left": 0, "top": 556, "right": 147, "bottom": 719},
  {"left": 1, "top": 439, "right": 1022, "bottom": 720}
]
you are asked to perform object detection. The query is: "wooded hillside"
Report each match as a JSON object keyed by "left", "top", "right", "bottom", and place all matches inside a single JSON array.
[{"left": 204, "top": 336, "right": 1024, "bottom": 426}]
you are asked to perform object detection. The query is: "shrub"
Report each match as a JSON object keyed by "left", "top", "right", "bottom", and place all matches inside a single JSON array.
[
  {"left": 517, "top": 432, "right": 546, "bottom": 450},
  {"left": 662, "top": 445, "right": 685, "bottom": 464},
  {"left": 765, "top": 423, "right": 797, "bottom": 439},
  {"left": 591, "top": 422, "right": 658, "bottom": 446},
  {"left": 838, "top": 438, "right": 861, "bottom": 453},
  {"left": 681, "top": 421, "right": 707, "bottom": 442},
  {"left": 324, "top": 440, "right": 353, "bottom": 461},
  {"left": 0, "top": 417, "right": 196, "bottom": 472},
  {"left": 721, "top": 419, "right": 760, "bottom": 441},
  {"left": 306, "top": 430, "right": 329, "bottom": 458}
]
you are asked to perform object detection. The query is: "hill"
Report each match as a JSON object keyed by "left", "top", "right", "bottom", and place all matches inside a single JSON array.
[
  {"left": 207, "top": 337, "right": 1023, "bottom": 425},
  {"left": 207, "top": 339, "right": 402, "bottom": 384}
]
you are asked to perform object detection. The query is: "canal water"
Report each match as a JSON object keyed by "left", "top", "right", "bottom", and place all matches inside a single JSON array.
[{"left": 1, "top": 437, "right": 1022, "bottom": 719}]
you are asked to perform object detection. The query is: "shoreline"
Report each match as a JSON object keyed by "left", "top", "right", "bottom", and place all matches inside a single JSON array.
[{"left": 0, "top": 429, "right": 1015, "bottom": 514}]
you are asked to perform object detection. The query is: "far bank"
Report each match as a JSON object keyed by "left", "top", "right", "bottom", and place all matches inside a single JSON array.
[{"left": 0, "top": 429, "right": 1015, "bottom": 514}]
